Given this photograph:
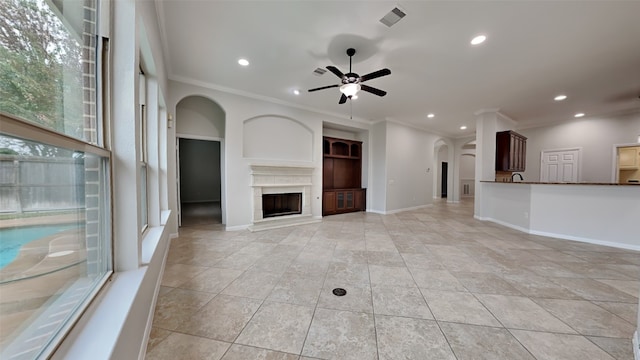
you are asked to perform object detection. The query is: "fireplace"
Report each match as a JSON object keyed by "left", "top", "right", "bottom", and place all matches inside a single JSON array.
[
  {"left": 262, "top": 193, "right": 302, "bottom": 218},
  {"left": 249, "top": 164, "right": 319, "bottom": 231}
]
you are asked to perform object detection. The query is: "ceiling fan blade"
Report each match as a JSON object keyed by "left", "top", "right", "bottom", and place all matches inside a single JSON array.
[
  {"left": 308, "top": 84, "right": 339, "bottom": 92},
  {"left": 326, "top": 66, "right": 345, "bottom": 79},
  {"left": 361, "top": 84, "right": 387, "bottom": 97},
  {"left": 338, "top": 94, "right": 348, "bottom": 104},
  {"left": 360, "top": 68, "right": 391, "bottom": 82}
]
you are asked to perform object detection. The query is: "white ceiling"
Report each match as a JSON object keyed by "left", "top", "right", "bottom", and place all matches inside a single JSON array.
[{"left": 156, "top": 1, "right": 640, "bottom": 138}]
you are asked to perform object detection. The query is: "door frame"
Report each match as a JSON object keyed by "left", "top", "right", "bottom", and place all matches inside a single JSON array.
[
  {"left": 176, "top": 133, "right": 226, "bottom": 226},
  {"left": 441, "top": 162, "right": 448, "bottom": 198},
  {"left": 611, "top": 142, "right": 640, "bottom": 183},
  {"left": 540, "top": 147, "right": 583, "bottom": 183}
]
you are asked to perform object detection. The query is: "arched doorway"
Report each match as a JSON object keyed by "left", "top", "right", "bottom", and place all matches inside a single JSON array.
[
  {"left": 433, "top": 139, "right": 453, "bottom": 201},
  {"left": 459, "top": 140, "right": 476, "bottom": 200},
  {"left": 175, "top": 96, "right": 226, "bottom": 227}
]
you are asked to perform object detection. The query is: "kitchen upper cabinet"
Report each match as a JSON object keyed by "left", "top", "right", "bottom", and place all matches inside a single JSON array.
[
  {"left": 618, "top": 146, "right": 639, "bottom": 170},
  {"left": 496, "top": 130, "right": 527, "bottom": 172}
]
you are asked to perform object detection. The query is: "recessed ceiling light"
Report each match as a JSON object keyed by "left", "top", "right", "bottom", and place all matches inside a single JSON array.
[
  {"left": 554, "top": 94, "right": 567, "bottom": 101},
  {"left": 470, "top": 35, "right": 486, "bottom": 45},
  {"left": 293, "top": 89, "right": 300, "bottom": 95},
  {"left": 574, "top": 113, "right": 585, "bottom": 118},
  {"left": 352, "top": 95, "right": 358, "bottom": 100},
  {"left": 427, "top": 113, "right": 435, "bottom": 118},
  {"left": 238, "top": 58, "right": 249, "bottom": 66},
  {"left": 460, "top": 125, "right": 467, "bottom": 130}
]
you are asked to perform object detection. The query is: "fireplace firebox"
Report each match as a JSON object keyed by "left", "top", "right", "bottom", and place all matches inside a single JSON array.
[{"left": 262, "top": 193, "right": 302, "bottom": 218}]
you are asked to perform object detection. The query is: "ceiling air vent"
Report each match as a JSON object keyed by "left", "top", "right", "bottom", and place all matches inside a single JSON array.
[
  {"left": 313, "top": 67, "right": 327, "bottom": 76},
  {"left": 380, "top": 7, "right": 406, "bottom": 27}
]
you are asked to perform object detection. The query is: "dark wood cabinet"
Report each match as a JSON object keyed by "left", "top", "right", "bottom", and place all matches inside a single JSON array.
[
  {"left": 496, "top": 130, "right": 527, "bottom": 172},
  {"left": 323, "top": 189, "right": 366, "bottom": 215},
  {"left": 323, "top": 191, "right": 336, "bottom": 214},
  {"left": 322, "top": 137, "right": 366, "bottom": 215}
]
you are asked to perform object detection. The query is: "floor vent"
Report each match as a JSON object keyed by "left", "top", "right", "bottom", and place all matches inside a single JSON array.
[{"left": 332, "top": 288, "right": 347, "bottom": 296}]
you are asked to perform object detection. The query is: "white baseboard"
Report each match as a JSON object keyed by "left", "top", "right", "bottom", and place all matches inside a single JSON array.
[
  {"left": 368, "top": 204, "right": 433, "bottom": 215},
  {"left": 529, "top": 229, "right": 640, "bottom": 251},
  {"left": 225, "top": 224, "right": 250, "bottom": 231},
  {"left": 634, "top": 330, "right": 639, "bottom": 360},
  {"left": 169, "top": 232, "right": 179, "bottom": 239},
  {"left": 386, "top": 204, "right": 432, "bottom": 214},
  {"left": 476, "top": 216, "right": 530, "bottom": 233},
  {"left": 248, "top": 215, "right": 320, "bottom": 232},
  {"left": 476, "top": 217, "right": 640, "bottom": 251}
]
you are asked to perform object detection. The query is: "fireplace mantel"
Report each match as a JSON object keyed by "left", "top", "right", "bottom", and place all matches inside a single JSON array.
[
  {"left": 250, "top": 165, "right": 314, "bottom": 186},
  {"left": 249, "top": 164, "right": 319, "bottom": 231}
]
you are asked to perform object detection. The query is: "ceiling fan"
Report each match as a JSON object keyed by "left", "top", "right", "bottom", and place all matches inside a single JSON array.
[{"left": 308, "top": 48, "right": 391, "bottom": 104}]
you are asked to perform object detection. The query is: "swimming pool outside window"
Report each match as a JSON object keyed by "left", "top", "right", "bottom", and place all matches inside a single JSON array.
[{"left": 0, "top": 0, "right": 111, "bottom": 358}]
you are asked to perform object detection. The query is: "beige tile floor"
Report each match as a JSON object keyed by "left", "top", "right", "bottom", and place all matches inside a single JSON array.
[{"left": 146, "top": 200, "right": 639, "bottom": 360}]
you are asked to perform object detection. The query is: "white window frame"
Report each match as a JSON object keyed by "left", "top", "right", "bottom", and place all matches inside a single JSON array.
[
  {"left": 138, "top": 69, "right": 149, "bottom": 234},
  {"left": 0, "top": 113, "right": 113, "bottom": 359}
]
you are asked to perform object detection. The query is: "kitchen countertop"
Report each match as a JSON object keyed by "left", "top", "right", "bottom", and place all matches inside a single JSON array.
[{"left": 480, "top": 181, "right": 639, "bottom": 185}]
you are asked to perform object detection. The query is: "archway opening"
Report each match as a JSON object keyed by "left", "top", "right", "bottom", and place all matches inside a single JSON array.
[{"left": 175, "top": 96, "right": 226, "bottom": 227}]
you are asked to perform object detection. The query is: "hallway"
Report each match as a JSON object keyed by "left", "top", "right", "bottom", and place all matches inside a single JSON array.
[
  {"left": 147, "top": 200, "right": 638, "bottom": 359},
  {"left": 180, "top": 201, "right": 222, "bottom": 227}
]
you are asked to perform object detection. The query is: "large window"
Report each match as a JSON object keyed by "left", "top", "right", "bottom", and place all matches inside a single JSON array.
[{"left": 0, "top": 0, "right": 111, "bottom": 358}]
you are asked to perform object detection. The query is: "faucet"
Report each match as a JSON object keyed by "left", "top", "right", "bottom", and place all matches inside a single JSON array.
[{"left": 512, "top": 173, "right": 523, "bottom": 182}]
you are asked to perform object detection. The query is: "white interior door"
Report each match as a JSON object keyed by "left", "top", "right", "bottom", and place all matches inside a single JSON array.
[{"left": 541, "top": 148, "right": 581, "bottom": 183}]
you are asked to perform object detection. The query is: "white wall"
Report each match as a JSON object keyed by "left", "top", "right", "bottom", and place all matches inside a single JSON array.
[
  {"left": 519, "top": 112, "right": 640, "bottom": 182},
  {"left": 176, "top": 95, "right": 225, "bottom": 138},
  {"left": 480, "top": 182, "right": 640, "bottom": 250},
  {"left": 168, "top": 80, "right": 371, "bottom": 229},
  {"left": 460, "top": 154, "right": 475, "bottom": 179},
  {"left": 459, "top": 153, "right": 476, "bottom": 197},
  {"left": 244, "top": 116, "right": 313, "bottom": 161},
  {"left": 384, "top": 121, "right": 438, "bottom": 212},
  {"left": 323, "top": 128, "right": 359, "bottom": 140},
  {"left": 370, "top": 121, "right": 387, "bottom": 212},
  {"left": 480, "top": 183, "right": 532, "bottom": 230},
  {"left": 474, "top": 111, "right": 517, "bottom": 215}
]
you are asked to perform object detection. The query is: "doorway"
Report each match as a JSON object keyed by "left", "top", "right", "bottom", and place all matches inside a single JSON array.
[
  {"left": 177, "top": 138, "right": 222, "bottom": 226},
  {"left": 540, "top": 148, "right": 581, "bottom": 183},
  {"left": 441, "top": 162, "right": 448, "bottom": 198}
]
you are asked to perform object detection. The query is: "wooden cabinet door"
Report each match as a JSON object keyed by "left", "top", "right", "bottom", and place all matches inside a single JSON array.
[
  {"left": 619, "top": 147, "right": 639, "bottom": 169},
  {"left": 345, "top": 191, "right": 354, "bottom": 209},
  {"left": 323, "top": 191, "right": 336, "bottom": 215},
  {"left": 496, "top": 131, "right": 527, "bottom": 172},
  {"left": 336, "top": 191, "right": 345, "bottom": 210}
]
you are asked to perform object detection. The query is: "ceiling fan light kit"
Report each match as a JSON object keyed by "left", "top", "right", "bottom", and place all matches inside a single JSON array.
[
  {"left": 308, "top": 48, "right": 391, "bottom": 105},
  {"left": 340, "top": 83, "right": 361, "bottom": 97}
]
